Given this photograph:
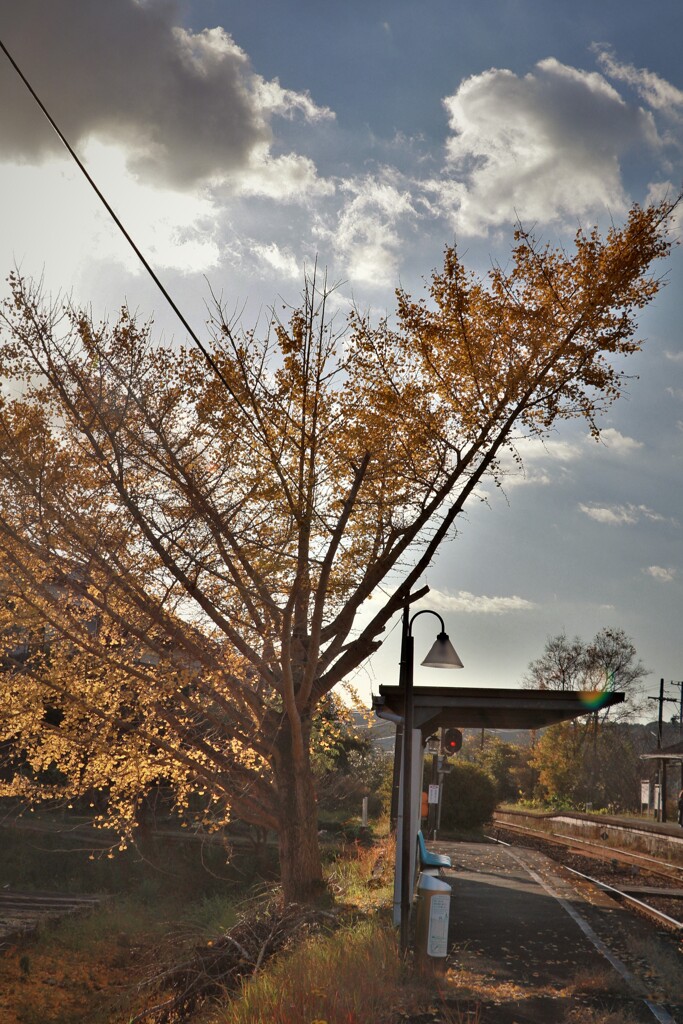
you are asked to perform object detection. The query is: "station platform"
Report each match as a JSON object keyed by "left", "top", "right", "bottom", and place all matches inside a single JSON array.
[{"left": 428, "top": 840, "right": 681, "bottom": 1024}]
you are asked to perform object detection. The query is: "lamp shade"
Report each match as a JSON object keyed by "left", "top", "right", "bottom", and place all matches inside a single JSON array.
[{"left": 420, "top": 631, "right": 463, "bottom": 669}]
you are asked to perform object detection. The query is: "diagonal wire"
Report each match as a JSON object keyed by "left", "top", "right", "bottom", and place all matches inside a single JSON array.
[{"left": 0, "top": 35, "right": 234, "bottom": 394}]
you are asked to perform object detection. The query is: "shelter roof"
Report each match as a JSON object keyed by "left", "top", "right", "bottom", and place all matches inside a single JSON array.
[{"left": 376, "top": 685, "right": 624, "bottom": 732}]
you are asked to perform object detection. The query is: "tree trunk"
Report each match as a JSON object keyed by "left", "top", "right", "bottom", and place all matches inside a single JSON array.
[{"left": 274, "top": 723, "right": 324, "bottom": 904}]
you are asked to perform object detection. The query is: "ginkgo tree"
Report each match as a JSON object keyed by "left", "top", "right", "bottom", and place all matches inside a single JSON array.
[{"left": 0, "top": 200, "right": 676, "bottom": 902}]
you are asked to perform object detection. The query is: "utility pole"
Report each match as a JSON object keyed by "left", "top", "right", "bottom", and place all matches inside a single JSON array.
[
  {"left": 670, "top": 680, "right": 683, "bottom": 792},
  {"left": 647, "top": 679, "right": 678, "bottom": 822},
  {"left": 669, "top": 680, "right": 683, "bottom": 736}
]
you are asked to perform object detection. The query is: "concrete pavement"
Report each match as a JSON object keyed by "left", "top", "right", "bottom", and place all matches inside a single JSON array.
[{"left": 425, "top": 840, "right": 681, "bottom": 1024}]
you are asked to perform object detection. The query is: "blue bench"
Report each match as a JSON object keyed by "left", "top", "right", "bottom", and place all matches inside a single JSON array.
[{"left": 417, "top": 830, "right": 451, "bottom": 873}]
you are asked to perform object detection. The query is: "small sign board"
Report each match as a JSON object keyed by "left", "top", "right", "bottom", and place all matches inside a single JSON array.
[
  {"left": 428, "top": 784, "right": 440, "bottom": 805},
  {"left": 427, "top": 893, "right": 450, "bottom": 957}
]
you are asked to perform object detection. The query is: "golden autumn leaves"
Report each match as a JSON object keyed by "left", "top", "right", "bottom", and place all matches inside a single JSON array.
[{"left": 0, "top": 198, "right": 677, "bottom": 900}]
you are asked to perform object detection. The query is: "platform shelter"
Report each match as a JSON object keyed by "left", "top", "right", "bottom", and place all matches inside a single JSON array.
[{"left": 375, "top": 685, "right": 625, "bottom": 925}]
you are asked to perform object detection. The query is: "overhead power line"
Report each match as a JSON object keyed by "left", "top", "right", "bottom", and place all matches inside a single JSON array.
[{"left": 0, "top": 35, "right": 233, "bottom": 394}]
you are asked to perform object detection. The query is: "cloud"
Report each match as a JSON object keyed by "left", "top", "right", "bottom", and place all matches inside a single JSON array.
[
  {"left": 666, "top": 387, "right": 683, "bottom": 400},
  {"left": 494, "top": 436, "right": 582, "bottom": 488},
  {"left": 580, "top": 504, "right": 637, "bottom": 525},
  {"left": 333, "top": 175, "right": 417, "bottom": 285},
  {"left": 598, "top": 428, "right": 644, "bottom": 455},
  {"left": 579, "top": 503, "right": 667, "bottom": 525},
  {"left": 498, "top": 428, "right": 644, "bottom": 491},
  {"left": 644, "top": 565, "right": 677, "bottom": 582},
  {"left": 229, "top": 150, "right": 335, "bottom": 202},
  {"left": 664, "top": 350, "right": 683, "bottom": 363},
  {"left": 522, "top": 438, "right": 584, "bottom": 464},
  {"left": 248, "top": 242, "right": 301, "bottom": 280},
  {"left": 496, "top": 428, "right": 645, "bottom": 493},
  {"left": 76, "top": 141, "right": 223, "bottom": 273},
  {"left": 645, "top": 181, "right": 683, "bottom": 236},
  {"left": 424, "top": 588, "right": 536, "bottom": 615},
  {"left": 0, "top": 1, "right": 333, "bottom": 190},
  {"left": 432, "top": 57, "right": 659, "bottom": 234},
  {"left": 594, "top": 46, "right": 683, "bottom": 114}
]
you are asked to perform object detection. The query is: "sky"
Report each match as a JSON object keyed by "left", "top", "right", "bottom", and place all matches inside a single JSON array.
[{"left": 0, "top": 0, "right": 681, "bottom": 718}]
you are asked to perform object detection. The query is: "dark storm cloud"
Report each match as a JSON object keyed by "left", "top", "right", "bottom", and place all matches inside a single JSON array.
[{"left": 0, "top": 0, "right": 328, "bottom": 188}]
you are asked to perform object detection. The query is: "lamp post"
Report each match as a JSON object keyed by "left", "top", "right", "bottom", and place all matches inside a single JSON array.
[{"left": 399, "top": 600, "right": 463, "bottom": 955}]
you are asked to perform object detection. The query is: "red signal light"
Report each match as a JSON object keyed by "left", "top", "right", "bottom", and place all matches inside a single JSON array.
[{"left": 441, "top": 728, "right": 462, "bottom": 754}]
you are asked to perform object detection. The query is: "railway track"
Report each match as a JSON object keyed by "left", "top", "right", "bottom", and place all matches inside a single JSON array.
[
  {"left": 490, "top": 816, "right": 683, "bottom": 933},
  {"left": 0, "top": 889, "right": 106, "bottom": 948}
]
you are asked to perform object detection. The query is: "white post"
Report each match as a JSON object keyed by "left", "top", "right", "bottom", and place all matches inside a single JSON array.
[{"left": 393, "top": 726, "right": 422, "bottom": 926}]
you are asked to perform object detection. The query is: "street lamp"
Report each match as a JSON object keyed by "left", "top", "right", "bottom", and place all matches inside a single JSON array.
[{"left": 399, "top": 601, "right": 463, "bottom": 955}]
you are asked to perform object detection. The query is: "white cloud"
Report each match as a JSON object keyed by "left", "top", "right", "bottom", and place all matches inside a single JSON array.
[
  {"left": 579, "top": 504, "right": 638, "bottom": 525},
  {"left": 579, "top": 503, "right": 668, "bottom": 525},
  {"left": 333, "top": 175, "right": 417, "bottom": 285},
  {"left": 521, "top": 438, "right": 584, "bottom": 464},
  {"left": 598, "top": 428, "right": 644, "bottom": 455},
  {"left": 424, "top": 588, "right": 536, "bottom": 615},
  {"left": 497, "top": 428, "right": 644, "bottom": 492},
  {"left": 499, "top": 466, "right": 553, "bottom": 489},
  {"left": 645, "top": 181, "right": 683, "bottom": 235},
  {"left": 664, "top": 350, "right": 683, "bottom": 363},
  {"left": 495, "top": 436, "right": 581, "bottom": 488},
  {"left": 229, "top": 149, "right": 335, "bottom": 202},
  {"left": 0, "top": 1, "right": 333, "bottom": 190},
  {"left": 77, "top": 141, "right": 222, "bottom": 274},
  {"left": 249, "top": 242, "right": 301, "bottom": 280},
  {"left": 252, "top": 78, "right": 334, "bottom": 123},
  {"left": 595, "top": 47, "right": 683, "bottom": 114},
  {"left": 0, "top": 142, "right": 222, "bottom": 281},
  {"left": 432, "top": 57, "right": 659, "bottom": 234},
  {"left": 644, "top": 565, "right": 676, "bottom": 582},
  {"left": 666, "top": 388, "right": 683, "bottom": 400}
]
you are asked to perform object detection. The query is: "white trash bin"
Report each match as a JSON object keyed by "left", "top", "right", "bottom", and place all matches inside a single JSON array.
[{"left": 414, "top": 872, "right": 451, "bottom": 974}]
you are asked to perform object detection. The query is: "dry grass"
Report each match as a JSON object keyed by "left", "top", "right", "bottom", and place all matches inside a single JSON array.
[
  {"left": 620, "top": 932, "right": 682, "bottom": 1005},
  {"left": 325, "top": 833, "right": 395, "bottom": 909},
  {"left": 563, "top": 1010, "right": 640, "bottom": 1024},
  {"left": 204, "top": 838, "right": 481, "bottom": 1024},
  {"left": 211, "top": 919, "right": 480, "bottom": 1024},
  {"left": 215, "top": 918, "right": 398, "bottom": 1024},
  {"left": 564, "top": 963, "right": 628, "bottom": 996}
]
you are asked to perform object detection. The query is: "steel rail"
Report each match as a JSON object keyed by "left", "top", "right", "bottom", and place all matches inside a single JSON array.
[{"left": 566, "top": 866, "right": 683, "bottom": 933}]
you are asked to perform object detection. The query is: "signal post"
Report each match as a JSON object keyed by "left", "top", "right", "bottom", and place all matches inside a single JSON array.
[{"left": 425, "top": 728, "right": 462, "bottom": 838}]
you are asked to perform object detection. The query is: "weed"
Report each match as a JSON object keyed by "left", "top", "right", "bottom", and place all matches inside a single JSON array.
[
  {"left": 564, "top": 1008, "right": 640, "bottom": 1024},
  {"left": 35, "top": 896, "right": 169, "bottom": 953},
  {"left": 621, "top": 932, "right": 683, "bottom": 1004},
  {"left": 180, "top": 893, "right": 238, "bottom": 938},
  {"left": 568, "top": 964, "right": 626, "bottom": 995},
  {"left": 207, "top": 915, "right": 482, "bottom": 1024},
  {"left": 325, "top": 834, "right": 394, "bottom": 910},
  {"left": 218, "top": 919, "right": 400, "bottom": 1024}
]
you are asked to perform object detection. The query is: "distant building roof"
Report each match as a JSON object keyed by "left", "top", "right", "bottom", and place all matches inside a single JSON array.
[{"left": 641, "top": 739, "right": 683, "bottom": 761}]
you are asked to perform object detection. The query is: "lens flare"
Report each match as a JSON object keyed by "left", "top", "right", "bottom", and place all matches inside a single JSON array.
[{"left": 579, "top": 689, "right": 612, "bottom": 710}]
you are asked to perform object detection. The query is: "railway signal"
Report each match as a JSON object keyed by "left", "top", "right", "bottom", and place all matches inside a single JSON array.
[{"left": 441, "top": 728, "right": 462, "bottom": 755}]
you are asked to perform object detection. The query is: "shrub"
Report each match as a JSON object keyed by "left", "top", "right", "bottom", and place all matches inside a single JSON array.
[{"left": 440, "top": 761, "right": 497, "bottom": 831}]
